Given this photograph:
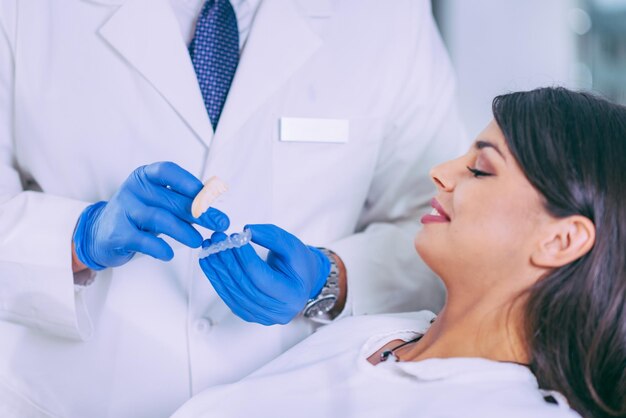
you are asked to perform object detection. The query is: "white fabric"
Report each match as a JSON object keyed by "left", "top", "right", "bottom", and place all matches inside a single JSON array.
[
  {"left": 0, "top": 0, "right": 467, "bottom": 417},
  {"left": 170, "top": 0, "right": 262, "bottom": 48},
  {"left": 0, "top": 374, "right": 61, "bottom": 418},
  {"left": 172, "top": 313, "right": 582, "bottom": 418}
]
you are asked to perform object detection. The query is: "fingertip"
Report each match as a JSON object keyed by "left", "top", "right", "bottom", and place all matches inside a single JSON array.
[
  {"left": 159, "top": 247, "right": 175, "bottom": 262},
  {"left": 201, "top": 238, "right": 212, "bottom": 249},
  {"left": 187, "top": 231, "right": 203, "bottom": 249},
  {"left": 203, "top": 208, "right": 230, "bottom": 232},
  {"left": 210, "top": 231, "right": 228, "bottom": 242}
]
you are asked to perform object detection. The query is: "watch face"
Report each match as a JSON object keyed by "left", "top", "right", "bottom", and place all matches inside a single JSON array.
[
  {"left": 305, "top": 294, "right": 337, "bottom": 317},
  {"left": 315, "top": 297, "right": 336, "bottom": 314}
]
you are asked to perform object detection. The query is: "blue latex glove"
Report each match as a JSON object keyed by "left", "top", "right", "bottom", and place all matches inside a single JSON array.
[
  {"left": 199, "top": 224, "right": 331, "bottom": 325},
  {"left": 73, "top": 162, "right": 230, "bottom": 270}
]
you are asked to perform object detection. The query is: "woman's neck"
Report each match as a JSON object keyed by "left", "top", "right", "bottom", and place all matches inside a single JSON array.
[{"left": 403, "top": 291, "right": 529, "bottom": 364}]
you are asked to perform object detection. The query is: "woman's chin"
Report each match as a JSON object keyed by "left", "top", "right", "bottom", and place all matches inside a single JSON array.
[
  {"left": 414, "top": 226, "right": 438, "bottom": 254},
  {"left": 414, "top": 233, "right": 439, "bottom": 271}
]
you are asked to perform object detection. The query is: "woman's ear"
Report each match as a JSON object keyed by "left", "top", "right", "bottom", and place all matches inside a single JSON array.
[{"left": 531, "top": 215, "right": 596, "bottom": 268}]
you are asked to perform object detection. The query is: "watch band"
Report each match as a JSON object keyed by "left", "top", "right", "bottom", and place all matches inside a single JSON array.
[{"left": 302, "top": 247, "right": 340, "bottom": 324}]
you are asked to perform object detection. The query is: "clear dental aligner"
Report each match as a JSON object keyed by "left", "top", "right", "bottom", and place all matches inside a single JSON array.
[{"left": 198, "top": 228, "right": 252, "bottom": 259}]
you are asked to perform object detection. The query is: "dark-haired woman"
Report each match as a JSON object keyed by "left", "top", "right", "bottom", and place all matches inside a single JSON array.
[{"left": 172, "top": 87, "right": 626, "bottom": 418}]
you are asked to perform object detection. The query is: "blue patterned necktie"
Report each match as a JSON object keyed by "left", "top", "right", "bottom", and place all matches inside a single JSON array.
[{"left": 189, "top": 0, "right": 239, "bottom": 130}]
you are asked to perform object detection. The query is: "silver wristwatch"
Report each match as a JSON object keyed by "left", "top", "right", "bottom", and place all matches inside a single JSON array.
[{"left": 303, "top": 248, "right": 341, "bottom": 324}]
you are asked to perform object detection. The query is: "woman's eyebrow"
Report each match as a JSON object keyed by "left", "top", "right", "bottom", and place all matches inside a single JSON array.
[{"left": 475, "top": 140, "right": 506, "bottom": 161}]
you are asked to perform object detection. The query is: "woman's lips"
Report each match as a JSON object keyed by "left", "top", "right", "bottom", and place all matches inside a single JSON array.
[{"left": 420, "top": 198, "right": 451, "bottom": 224}]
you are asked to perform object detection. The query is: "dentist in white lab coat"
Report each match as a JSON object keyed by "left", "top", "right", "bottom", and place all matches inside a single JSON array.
[{"left": 0, "top": 0, "right": 467, "bottom": 417}]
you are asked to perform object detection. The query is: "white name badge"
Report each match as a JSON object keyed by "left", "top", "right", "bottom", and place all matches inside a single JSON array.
[{"left": 279, "top": 117, "right": 349, "bottom": 144}]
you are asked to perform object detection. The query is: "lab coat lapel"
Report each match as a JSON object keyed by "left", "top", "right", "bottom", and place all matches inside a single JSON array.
[
  {"left": 214, "top": 0, "right": 325, "bottom": 144},
  {"left": 98, "top": 0, "right": 213, "bottom": 147}
]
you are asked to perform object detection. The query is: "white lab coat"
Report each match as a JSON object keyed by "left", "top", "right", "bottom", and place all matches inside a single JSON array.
[
  {"left": 0, "top": 0, "right": 467, "bottom": 416},
  {"left": 172, "top": 313, "right": 582, "bottom": 418}
]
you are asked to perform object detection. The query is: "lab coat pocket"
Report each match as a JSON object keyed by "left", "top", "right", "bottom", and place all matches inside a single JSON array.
[
  {"left": 279, "top": 117, "right": 350, "bottom": 144},
  {"left": 271, "top": 117, "right": 384, "bottom": 243}
]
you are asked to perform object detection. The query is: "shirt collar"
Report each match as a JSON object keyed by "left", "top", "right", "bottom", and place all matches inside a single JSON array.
[{"left": 392, "top": 357, "right": 537, "bottom": 384}]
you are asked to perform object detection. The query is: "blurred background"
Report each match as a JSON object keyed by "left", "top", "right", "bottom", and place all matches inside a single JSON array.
[{"left": 432, "top": 0, "right": 626, "bottom": 135}]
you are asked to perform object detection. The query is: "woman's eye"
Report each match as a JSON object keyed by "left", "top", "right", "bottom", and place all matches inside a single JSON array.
[{"left": 466, "top": 166, "right": 493, "bottom": 178}]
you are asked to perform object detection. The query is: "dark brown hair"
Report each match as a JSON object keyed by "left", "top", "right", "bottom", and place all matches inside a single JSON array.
[{"left": 492, "top": 87, "right": 626, "bottom": 418}]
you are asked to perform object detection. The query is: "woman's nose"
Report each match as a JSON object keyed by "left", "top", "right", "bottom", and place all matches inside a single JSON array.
[{"left": 430, "top": 160, "right": 456, "bottom": 192}]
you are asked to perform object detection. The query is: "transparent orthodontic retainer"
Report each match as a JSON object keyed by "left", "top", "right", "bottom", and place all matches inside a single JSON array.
[{"left": 198, "top": 228, "right": 252, "bottom": 259}]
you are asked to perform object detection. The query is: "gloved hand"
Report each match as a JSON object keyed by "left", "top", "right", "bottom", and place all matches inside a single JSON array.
[
  {"left": 199, "top": 224, "right": 330, "bottom": 325},
  {"left": 73, "top": 161, "right": 230, "bottom": 270}
]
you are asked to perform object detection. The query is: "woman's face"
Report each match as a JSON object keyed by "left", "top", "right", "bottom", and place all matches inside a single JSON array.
[{"left": 415, "top": 120, "right": 552, "bottom": 294}]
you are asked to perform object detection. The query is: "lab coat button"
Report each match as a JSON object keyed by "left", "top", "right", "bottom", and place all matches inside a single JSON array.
[{"left": 194, "top": 318, "right": 213, "bottom": 333}]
